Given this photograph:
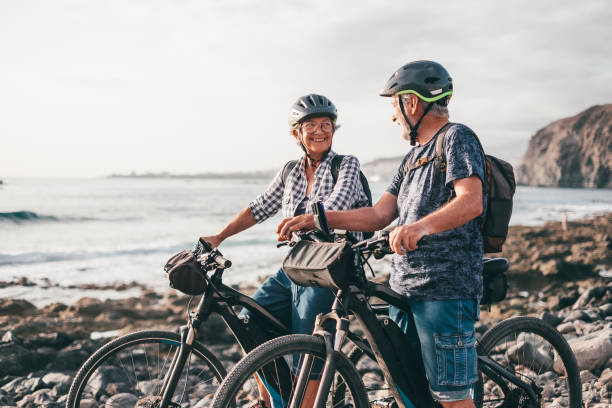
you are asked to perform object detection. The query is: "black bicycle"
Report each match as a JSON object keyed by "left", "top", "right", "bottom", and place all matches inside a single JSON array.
[
  {"left": 210, "top": 207, "right": 582, "bottom": 408},
  {"left": 66, "top": 238, "right": 375, "bottom": 408}
]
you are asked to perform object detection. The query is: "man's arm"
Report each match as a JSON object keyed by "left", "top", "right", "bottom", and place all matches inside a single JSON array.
[
  {"left": 277, "top": 192, "right": 398, "bottom": 240},
  {"left": 388, "top": 175, "right": 483, "bottom": 254}
]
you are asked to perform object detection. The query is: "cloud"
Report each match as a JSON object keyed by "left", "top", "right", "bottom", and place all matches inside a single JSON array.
[{"left": 0, "top": 0, "right": 610, "bottom": 176}]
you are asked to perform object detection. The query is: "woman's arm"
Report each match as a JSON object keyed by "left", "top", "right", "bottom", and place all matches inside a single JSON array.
[
  {"left": 201, "top": 206, "right": 257, "bottom": 248},
  {"left": 202, "top": 166, "right": 286, "bottom": 248}
]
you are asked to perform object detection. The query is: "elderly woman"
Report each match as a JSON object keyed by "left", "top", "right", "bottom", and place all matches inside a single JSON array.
[{"left": 201, "top": 94, "right": 368, "bottom": 337}]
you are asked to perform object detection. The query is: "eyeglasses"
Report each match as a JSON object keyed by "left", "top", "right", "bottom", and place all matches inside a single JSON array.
[{"left": 300, "top": 121, "right": 334, "bottom": 132}]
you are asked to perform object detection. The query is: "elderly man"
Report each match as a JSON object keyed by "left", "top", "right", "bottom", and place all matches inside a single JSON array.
[{"left": 278, "top": 61, "right": 486, "bottom": 408}]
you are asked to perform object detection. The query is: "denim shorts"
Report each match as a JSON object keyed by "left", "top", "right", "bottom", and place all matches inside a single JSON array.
[{"left": 389, "top": 299, "right": 479, "bottom": 403}]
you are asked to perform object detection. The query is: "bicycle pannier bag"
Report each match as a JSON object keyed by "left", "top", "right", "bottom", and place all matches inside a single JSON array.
[
  {"left": 282, "top": 240, "right": 354, "bottom": 290},
  {"left": 480, "top": 258, "right": 509, "bottom": 305},
  {"left": 164, "top": 250, "right": 206, "bottom": 296}
]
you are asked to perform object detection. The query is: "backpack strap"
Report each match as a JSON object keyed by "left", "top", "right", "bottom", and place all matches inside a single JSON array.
[
  {"left": 400, "top": 122, "right": 453, "bottom": 181},
  {"left": 280, "top": 160, "right": 298, "bottom": 188},
  {"left": 330, "top": 155, "right": 373, "bottom": 207},
  {"left": 330, "top": 154, "right": 344, "bottom": 182}
]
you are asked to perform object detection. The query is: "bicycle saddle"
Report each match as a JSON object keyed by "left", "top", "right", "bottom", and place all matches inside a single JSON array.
[{"left": 483, "top": 258, "right": 509, "bottom": 274}]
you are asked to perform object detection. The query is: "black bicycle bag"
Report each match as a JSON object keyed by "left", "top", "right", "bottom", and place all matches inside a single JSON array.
[
  {"left": 164, "top": 250, "right": 207, "bottom": 296},
  {"left": 481, "top": 258, "right": 509, "bottom": 305},
  {"left": 282, "top": 240, "right": 355, "bottom": 290}
]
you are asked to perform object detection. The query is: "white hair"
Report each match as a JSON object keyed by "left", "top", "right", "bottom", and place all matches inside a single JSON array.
[{"left": 401, "top": 94, "right": 449, "bottom": 118}]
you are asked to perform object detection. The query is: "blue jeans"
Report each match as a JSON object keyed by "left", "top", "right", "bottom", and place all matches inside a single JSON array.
[
  {"left": 240, "top": 268, "right": 336, "bottom": 335},
  {"left": 389, "top": 299, "right": 479, "bottom": 403},
  {"left": 240, "top": 268, "right": 336, "bottom": 380}
]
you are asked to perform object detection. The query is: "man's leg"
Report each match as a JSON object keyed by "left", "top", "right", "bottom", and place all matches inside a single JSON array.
[{"left": 394, "top": 299, "right": 479, "bottom": 406}]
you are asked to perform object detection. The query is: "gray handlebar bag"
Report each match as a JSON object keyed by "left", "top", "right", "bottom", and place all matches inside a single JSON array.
[{"left": 282, "top": 240, "right": 355, "bottom": 290}]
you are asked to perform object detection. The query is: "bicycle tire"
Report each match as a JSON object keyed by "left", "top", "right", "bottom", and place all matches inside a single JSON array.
[
  {"left": 477, "top": 316, "right": 582, "bottom": 408},
  {"left": 66, "top": 330, "right": 226, "bottom": 408},
  {"left": 211, "top": 334, "right": 368, "bottom": 408}
]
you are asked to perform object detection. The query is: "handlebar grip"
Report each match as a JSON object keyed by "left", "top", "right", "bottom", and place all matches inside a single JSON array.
[
  {"left": 198, "top": 238, "right": 213, "bottom": 252},
  {"left": 213, "top": 254, "right": 231, "bottom": 268}
]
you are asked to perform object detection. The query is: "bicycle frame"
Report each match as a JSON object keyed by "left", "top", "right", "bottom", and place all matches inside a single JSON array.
[
  {"left": 157, "top": 267, "right": 293, "bottom": 408},
  {"left": 303, "top": 280, "right": 540, "bottom": 408}
]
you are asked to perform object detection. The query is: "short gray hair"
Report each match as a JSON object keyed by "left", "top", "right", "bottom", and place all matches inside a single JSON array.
[{"left": 401, "top": 94, "right": 449, "bottom": 118}]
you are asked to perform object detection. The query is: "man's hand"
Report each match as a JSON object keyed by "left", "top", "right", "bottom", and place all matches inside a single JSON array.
[
  {"left": 389, "top": 223, "right": 428, "bottom": 255},
  {"left": 277, "top": 214, "right": 315, "bottom": 241}
]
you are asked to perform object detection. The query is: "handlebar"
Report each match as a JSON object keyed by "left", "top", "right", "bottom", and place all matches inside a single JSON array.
[
  {"left": 196, "top": 238, "right": 232, "bottom": 270},
  {"left": 353, "top": 230, "right": 429, "bottom": 259}
]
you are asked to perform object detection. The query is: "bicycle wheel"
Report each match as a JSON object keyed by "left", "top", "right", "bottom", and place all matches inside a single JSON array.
[
  {"left": 477, "top": 316, "right": 582, "bottom": 408},
  {"left": 211, "top": 334, "right": 368, "bottom": 408},
  {"left": 67, "top": 330, "right": 226, "bottom": 408}
]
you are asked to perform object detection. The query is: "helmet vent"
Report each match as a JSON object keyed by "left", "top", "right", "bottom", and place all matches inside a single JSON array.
[
  {"left": 389, "top": 82, "right": 398, "bottom": 90},
  {"left": 424, "top": 76, "right": 440, "bottom": 84},
  {"left": 308, "top": 95, "right": 316, "bottom": 106}
]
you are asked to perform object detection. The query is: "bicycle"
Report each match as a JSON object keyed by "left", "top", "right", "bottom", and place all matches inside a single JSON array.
[
  {"left": 210, "top": 207, "right": 582, "bottom": 408},
  {"left": 66, "top": 238, "right": 376, "bottom": 408}
]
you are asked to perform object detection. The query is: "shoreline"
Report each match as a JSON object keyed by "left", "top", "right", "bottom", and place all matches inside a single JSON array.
[
  {"left": 1, "top": 213, "right": 611, "bottom": 405},
  {"left": 1, "top": 212, "right": 611, "bottom": 307}
]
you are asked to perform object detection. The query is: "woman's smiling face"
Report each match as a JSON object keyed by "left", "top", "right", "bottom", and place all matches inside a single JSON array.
[{"left": 294, "top": 116, "right": 334, "bottom": 158}]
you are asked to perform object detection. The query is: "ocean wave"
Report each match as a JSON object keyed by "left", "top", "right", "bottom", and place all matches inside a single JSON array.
[
  {"left": 0, "top": 210, "right": 116, "bottom": 224},
  {"left": 0, "top": 237, "right": 278, "bottom": 267},
  {"left": 0, "top": 245, "right": 183, "bottom": 267},
  {"left": 0, "top": 211, "right": 59, "bottom": 223}
]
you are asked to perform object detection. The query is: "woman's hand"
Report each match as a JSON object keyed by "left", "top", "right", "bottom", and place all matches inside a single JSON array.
[
  {"left": 199, "top": 235, "right": 223, "bottom": 249},
  {"left": 276, "top": 214, "right": 315, "bottom": 241}
]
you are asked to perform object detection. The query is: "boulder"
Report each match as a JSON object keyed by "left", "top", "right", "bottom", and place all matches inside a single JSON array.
[
  {"left": 555, "top": 328, "right": 612, "bottom": 372},
  {"left": 53, "top": 344, "right": 90, "bottom": 371},
  {"left": 506, "top": 338, "right": 554, "bottom": 373},
  {"left": 42, "top": 372, "right": 73, "bottom": 395},
  {"left": 24, "top": 331, "right": 72, "bottom": 349},
  {"left": 16, "top": 388, "right": 57, "bottom": 408},
  {"left": 1, "top": 377, "right": 45, "bottom": 400},
  {"left": 0, "top": 299, "right": 36, "bottom": 315},
  {"left": 0, "top": 343, "right": 33, "bottom": 376}
]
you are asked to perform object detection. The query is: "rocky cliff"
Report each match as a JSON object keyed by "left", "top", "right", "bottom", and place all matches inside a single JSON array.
[{"left": 516, "top": 104, "right": 612, "bottom": 188}]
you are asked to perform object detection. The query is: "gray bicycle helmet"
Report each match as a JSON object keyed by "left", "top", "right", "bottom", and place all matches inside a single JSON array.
[
  {"left": 288, "top": 94, "right": 338, "bottom": 127},
  {"left": 380, "top": 61, "right": 452, "bottom": 146},
  {"left": 380, "top": 60, "right": 452, "bottom": 106}
]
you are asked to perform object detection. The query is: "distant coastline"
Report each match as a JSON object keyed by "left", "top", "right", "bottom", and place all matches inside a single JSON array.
[
  {"left": 108, "top": 170, "right": 276, "bottom": 180},
  {"left": 108, "top": 156, "right": 406, "bottom": 180}
]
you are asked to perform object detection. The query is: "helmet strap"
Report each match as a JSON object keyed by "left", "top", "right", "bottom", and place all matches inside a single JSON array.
[{"left": 398, "top": 95, "right": 434, "bottom": 146}]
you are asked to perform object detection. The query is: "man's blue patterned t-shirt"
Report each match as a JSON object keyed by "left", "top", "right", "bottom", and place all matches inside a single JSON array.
[{"left": 386, "top": 123, "right": 486, "bottom": 301}]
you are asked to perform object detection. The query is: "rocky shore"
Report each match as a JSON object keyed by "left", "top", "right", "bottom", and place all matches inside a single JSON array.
[{"left": 1, "top": 213, "right": 611, "bottom": 407}]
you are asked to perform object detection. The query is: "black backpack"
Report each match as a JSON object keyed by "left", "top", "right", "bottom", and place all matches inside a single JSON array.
[
  {"left": 280, "top": 155, "right": 374, "bottom": 238},
  {"left": 401, "top": 124, "right": 516, "bottom": 253}
]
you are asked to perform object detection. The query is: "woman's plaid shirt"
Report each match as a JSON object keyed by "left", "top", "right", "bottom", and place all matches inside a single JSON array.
[{"left": 249, "top": 150, "right": 369, "bottom": 236}]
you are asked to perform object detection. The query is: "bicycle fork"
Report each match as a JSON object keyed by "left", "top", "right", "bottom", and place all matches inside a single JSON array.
[
  {"left": 158, "top": 325, "right": 197, "bottom": 408},
  {"left": 288, "top": 300, "right": 349, "bottom": 408}
]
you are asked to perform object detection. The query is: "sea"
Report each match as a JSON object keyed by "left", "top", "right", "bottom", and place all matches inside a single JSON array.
[{"left": 1, "top": 177, "right": 611, "bottom": 307}]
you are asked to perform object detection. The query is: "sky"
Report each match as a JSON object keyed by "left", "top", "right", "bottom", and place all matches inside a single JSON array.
[{"left": 1, "top": 0, "right": 611, "bottom": 178}]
